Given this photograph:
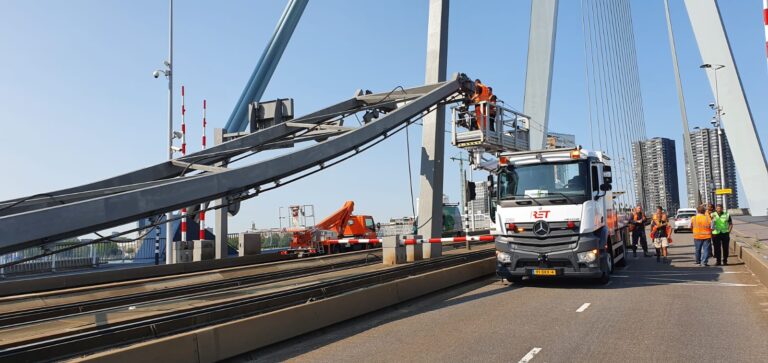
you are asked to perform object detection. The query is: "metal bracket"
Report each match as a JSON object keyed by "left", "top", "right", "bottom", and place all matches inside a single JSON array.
[{"left": 170, "top": 161, "right": 229, "bottom": 174}]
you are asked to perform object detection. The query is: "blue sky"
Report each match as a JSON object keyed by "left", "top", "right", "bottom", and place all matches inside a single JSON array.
[{"left": 1, "top": 0, "right": 767, "bottom": 234}]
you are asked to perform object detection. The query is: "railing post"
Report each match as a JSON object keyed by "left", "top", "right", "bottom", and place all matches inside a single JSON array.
[
  {"left": 90, "top": 243, "right": 97, "bottom": 267},
  {"left": 155, "top": 225, "right": 161, "bottom": 265},
  {"left": 51, "top": 249, "right": 57, "bottom": 273}
]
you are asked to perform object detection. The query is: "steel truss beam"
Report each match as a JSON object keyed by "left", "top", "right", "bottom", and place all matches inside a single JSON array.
[{"left": 0, "top": 76, "right": 471, "bottom": 253}]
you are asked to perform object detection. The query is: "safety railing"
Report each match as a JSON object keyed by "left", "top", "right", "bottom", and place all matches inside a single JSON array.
[
  {"left": 451, "top": 101, "right": 531, "bottom": 153},
  {"left": 0, "top": 238, "right": 167, "bottom": 278}
]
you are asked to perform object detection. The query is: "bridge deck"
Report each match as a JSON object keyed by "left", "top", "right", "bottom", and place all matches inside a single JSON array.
[{"left": 243, "top": 232, "right": 768, "bottom": 362}]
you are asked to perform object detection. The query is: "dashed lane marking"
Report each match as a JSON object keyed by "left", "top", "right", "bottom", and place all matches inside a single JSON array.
[
  {"left": 576, "top": 303, "right": 591, "bottom": 312},
  {"left": 518, "top": 348, "right": 542, "bottom": 363}
]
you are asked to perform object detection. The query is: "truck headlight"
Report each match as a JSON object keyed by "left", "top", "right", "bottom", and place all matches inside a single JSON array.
[
  {"left": 577, "top": 249, "right": 598, "bottom": 263},
  {"left": 496, "top": 251, "right": 512, "bottom": 264}
]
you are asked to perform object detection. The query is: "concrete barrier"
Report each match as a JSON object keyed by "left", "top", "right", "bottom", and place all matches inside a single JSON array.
[
  {"left": 730, "top": 237, "right": 768, "bottom": 289},
  {"left": 74, "top": 257, "right": 496, "bottom": 363},
  {"left": 0, "top": 253, "right": 292, "bottom": 297}
]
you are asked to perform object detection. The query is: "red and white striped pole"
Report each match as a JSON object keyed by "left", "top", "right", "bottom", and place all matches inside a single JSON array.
[
  {"left": 764, "top": 0, "right": 768, "bottom": 70},
  {"left": 180, "top": 85, "right": 187, "bottom": 242},
  {"left": 199, "top": 99, "right": 207, "bottom": 240}
]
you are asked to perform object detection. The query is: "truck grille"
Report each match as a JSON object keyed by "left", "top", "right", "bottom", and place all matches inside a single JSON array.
[
  {"left": 515, "top": 259, "right": 573, "bottom": 269},
  {"left": 507, "top": 221, "right": 580, "bottom": 239}
]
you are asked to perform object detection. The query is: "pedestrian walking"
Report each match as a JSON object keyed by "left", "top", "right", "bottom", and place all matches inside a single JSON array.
[
  {"left": 711, "top": 204, "right": 733, "bottom": 266},
  {"left": 651, "top": 206, "right": 671, "bottom": 262},
  {"left": 630, "top": 206, "right": 650, "bottom": 257},
  {"left": 707, "top": 203, "right": 715, "bottom": 258},
  {"left": 692, "top": 205, "right": 713, "bottom": 266}
]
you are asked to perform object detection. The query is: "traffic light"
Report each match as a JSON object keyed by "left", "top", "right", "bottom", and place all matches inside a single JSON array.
[{"left": 466, "top": 181, "right": 476, "bottom": 201}]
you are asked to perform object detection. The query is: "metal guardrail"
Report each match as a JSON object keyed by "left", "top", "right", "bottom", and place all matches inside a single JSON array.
[
  {"left": 0, "top": 238, "right": 167, "bottom": 278},
  {"left": 229, "top": 230, "right": 293, "bottom": 250}
]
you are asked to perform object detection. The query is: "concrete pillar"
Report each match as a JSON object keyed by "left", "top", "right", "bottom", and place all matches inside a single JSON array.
[
  {"left": 406, "top": 235, "right": 423, "bottom": 262},
  {"left": 214, "top": 128, "right": 229, "bottom": 259},
  {"left": 382, "top": 235, "right": 407, "bottom": 265},
  {"left": 523, "top": 0, "right": 558, "bottom": 150},
  {"left": 423, "top": 241, "right": 442, "bottom": 259},
  {"left": 417, "top": 0, "right": 449, "bottom": 239}
]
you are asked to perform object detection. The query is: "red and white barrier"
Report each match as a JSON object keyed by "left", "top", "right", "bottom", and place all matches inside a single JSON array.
[
  {"left": 199, "top": 99, "right": 206, "bottom": 240},
  {"left": 324, "top": 238, "right": 381, "bottom": 245},
  {"left": 180, "top": 86, "right": 187, "bottom": 242},
  {"left": 402, "top": 235, "right": 495, "bottom": 245}
]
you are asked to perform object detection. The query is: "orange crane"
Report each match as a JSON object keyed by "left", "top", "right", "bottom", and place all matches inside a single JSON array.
[{"left": 290, "top": 201, "right": 378, "bottom": 254}]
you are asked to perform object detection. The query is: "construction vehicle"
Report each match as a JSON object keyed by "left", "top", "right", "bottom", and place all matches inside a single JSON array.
[
  {"left": 288, "top": 201, "right": 377, "bottom": 255},
  {"left": 478, "top": 147, "right": 629, "bottom": 283},
  {"left": 449, "top": 94, "right": 628, "bottom": 283}
]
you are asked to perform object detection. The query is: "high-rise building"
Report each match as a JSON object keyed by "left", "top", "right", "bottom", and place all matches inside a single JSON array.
[
  {"left": 546, "top": 132, "right": 576, "bottom": 149},
  {"left": 687, "top": 128, "right": 738, "bottom": 208},
  {"left": 632, "top": 137, "right": 680, "bottom": 214}
]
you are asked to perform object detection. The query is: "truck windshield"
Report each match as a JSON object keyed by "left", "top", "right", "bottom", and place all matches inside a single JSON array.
[{"left": 498, "top": 161, "right": 591, "bottom": 201}]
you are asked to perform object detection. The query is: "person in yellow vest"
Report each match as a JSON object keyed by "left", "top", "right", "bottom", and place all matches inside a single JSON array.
[
  {"left": 650, "top": 206, "right": 671, "bottom": 263},
  {"left": 630, "top": 206, "right": 650, "bottom": 257},
  {"left": 692, "top": 205, "right": 713, "bottom": 266},
  {"left": 711, "top": 204, "right": 733, "bottom": 266}
]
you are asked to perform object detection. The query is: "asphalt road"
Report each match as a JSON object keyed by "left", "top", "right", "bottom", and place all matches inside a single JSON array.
[{"left": 231, "top": 232, "right": 768, "bottom": 363}]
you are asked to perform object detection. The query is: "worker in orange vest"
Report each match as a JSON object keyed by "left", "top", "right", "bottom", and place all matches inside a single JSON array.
[
  {"left": 650, "top": 206, "right": 672, "bottom": 263},
  {"left": 630, "top": 205, "right": 650, "bottom": 257},
  {"left": 488, "top": 93, "right": 498, "bottom": 132},
  {"left": 472, "top": 79, "right": 491, "bottom": 131},
  {"left": 692, "top": 204, "right": 713, "bottom": 266}
]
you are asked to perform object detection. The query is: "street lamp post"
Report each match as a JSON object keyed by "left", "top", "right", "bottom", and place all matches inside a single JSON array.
[
  {"left": 700, "top": 63, "right": 727, "bottom": 209},
  {"left": 153, "top": 0, "right": 174, "bottom": 264}
]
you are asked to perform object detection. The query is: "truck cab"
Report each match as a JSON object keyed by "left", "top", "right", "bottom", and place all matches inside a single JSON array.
[{"left": 490, "top": 148, "right": 628, "bottom": 283}]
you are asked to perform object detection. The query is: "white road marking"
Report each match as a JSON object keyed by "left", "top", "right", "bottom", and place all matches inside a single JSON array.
[
  {"left": 675, "top": 282, "right": 758, "bottom": 287},
  {"left": 518, "top": 347, "right": 542, "bottom": 363},
  {"left": 576, "top": 303, "right": 591, "bottom": 312}
]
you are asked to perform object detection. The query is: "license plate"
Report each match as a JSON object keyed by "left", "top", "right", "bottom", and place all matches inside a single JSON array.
[{"left": 532, "top": 269, "right": 557, "bottom": 276}]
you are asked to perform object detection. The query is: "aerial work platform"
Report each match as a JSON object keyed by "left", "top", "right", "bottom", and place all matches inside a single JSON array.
[{"left": 451, "top": 100, "right": 533, "bottom": 165}]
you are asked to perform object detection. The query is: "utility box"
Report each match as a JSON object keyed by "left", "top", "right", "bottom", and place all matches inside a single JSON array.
[
  {"left": 382, "top": 235, "right": 407, "bottom": 265},
  {"left": 192, "top": 240, "right": 215, "bottom": 262},
  {"left": 238, "top": 232, "right": 262, "bottom": 256},
  {"left": 173, "top": 241, "right": 193, "bottom": 264}
]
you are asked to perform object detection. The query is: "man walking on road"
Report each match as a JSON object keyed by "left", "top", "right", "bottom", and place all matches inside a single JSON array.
[
  {"left": 631, "top": 206, "right": 650, "bottom": 257},
  {"left": 692, "top": 205, "right": 713, "bottom": 266},
  {"left": 651, "top": 206, "right": 671, "bottom": 263},
  {"left": 712, "top": 204, "right": 733, "bottom": 266}
]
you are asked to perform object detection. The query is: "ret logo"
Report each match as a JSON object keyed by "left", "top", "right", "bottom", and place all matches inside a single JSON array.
[{"left": 531, "top": 210, "right": 550, "bottom": 219}]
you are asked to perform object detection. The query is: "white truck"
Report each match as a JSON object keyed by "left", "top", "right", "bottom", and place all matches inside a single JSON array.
[{"left": 479, "top": 147, "right": 630, "bottom": 283}]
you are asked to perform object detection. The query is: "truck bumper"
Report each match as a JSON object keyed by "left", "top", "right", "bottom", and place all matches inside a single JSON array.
[
  {"left": 496, "top": 261, "right": 604, "bottom": 279},
  {"left": 495, "top": 233, "right": 607, "bottom": 279}
]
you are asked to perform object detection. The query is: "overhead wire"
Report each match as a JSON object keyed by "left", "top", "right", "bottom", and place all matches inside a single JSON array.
[{"left": 580, "top": 0, "right": 595, "bottom": 149}]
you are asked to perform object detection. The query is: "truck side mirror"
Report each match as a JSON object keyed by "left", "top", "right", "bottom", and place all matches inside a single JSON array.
[
  {"left": 466, "top": 181, "right": 476, "bottom": 201},
  {"left": 603, "top": 165, "right": 613, "bottom": 184}
]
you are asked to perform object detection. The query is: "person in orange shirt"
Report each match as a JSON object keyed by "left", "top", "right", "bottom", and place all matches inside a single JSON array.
[
  {"left": 692, "top": 204, "right": 713, "bottom": 266},
  {"left": 472, "top": 79, "right": 491, "bottom": 130}
]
